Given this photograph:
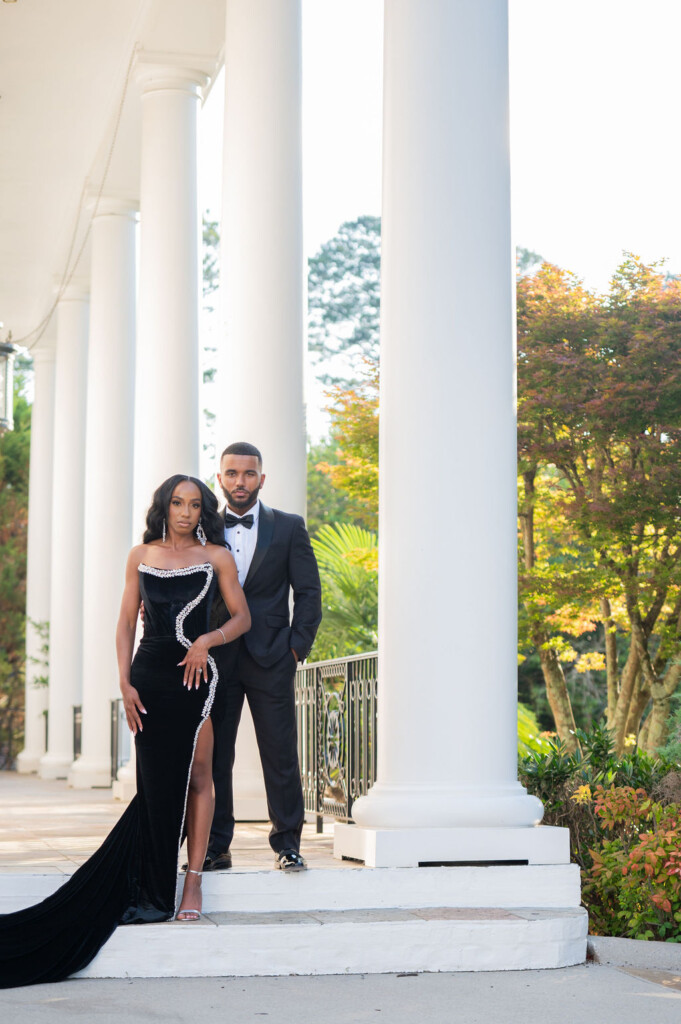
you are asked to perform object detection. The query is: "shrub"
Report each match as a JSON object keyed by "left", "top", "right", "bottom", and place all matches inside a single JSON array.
[
  {"left": 309, "top": 522, "right": 377, "bottom": 661},
  {"left": 583, "top": 788, "right": 681, "bottom": 941},
  {"left": 518, "top": 702, "right": 551, "bottom": 756},
  {"left": 520, "top": 723, "right": 681, "bottom": 939}
]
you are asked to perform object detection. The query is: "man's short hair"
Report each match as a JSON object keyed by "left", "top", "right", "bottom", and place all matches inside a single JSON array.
[{"left": 221, "top": 441, "right": 263, "bottom": 467}]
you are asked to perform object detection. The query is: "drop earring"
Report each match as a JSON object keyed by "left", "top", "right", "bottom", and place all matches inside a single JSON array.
[
  {"left": 196, "top": 519, "right": 207, "bottom": 547},
  {"left": 162, "top": 519, "right": 166, "bottom": 543}
]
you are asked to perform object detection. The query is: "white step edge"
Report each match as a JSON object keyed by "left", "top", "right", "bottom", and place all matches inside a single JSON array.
[
  {"left": 75, "top": 907, "right": 589, "bottom": 978},
  {"left": 0, "top": 864, "right": 582, "bottom": 914}
]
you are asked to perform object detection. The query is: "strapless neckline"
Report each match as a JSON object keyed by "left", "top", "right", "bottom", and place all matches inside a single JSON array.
[{"left": 138, "top": 562, "right": 213, "bottom": 577}]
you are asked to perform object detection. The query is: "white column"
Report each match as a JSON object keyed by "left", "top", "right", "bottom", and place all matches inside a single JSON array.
[
  {"left": 335, "top": 0, "right": 549, "bottom": 867},
  {"left": 220, "top": 0, "right": 305, "bottom": 819},
  {"left": 220, "top": 0, "right": 306, "bottom": 516},
  {"left": 69, "top": 199, "right": 137, "bottom": 789},
  {"left": 133, "top": 63, "right": 206, "bottom": 533},
  {"left": 39, "top": 285, "right": 89, "bottom": 779},
  {"left": 16, "top": 345, "right": 56, "bottom": 773}
]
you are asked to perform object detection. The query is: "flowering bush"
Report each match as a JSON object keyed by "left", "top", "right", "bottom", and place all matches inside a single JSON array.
[
  {"left": 583, "top": 788, "right": 681, "bottom": 941},
  {"left": 520, "top": 726, "right": 681, "bottom": 939}
]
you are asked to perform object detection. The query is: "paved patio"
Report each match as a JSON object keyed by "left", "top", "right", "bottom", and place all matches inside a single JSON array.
[{"left": 0, "top": 770, "right": 349, "bottom": 874}]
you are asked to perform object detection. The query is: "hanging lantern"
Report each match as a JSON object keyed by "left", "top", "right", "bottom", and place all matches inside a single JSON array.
[{"left": 0, "top": 340, "right": 17, "bottom": 432}]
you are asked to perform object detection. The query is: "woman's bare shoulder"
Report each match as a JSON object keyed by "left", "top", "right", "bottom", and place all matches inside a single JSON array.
[
  {"left": 127, "top": 542, "right": 152, "bottom": 566},
  {"left": 205, "top": 544, "right": 236, "bottom": 570}
]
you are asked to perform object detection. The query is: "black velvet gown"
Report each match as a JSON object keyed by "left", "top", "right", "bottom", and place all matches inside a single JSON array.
[{"left": 0, "top": 562, "right": 219, "bottom": 989}]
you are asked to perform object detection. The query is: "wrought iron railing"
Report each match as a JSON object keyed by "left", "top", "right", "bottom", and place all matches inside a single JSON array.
[
  {"left": 108, "top": 652, "right": 379, "bottom": 827},
  {"left": 295, "top": 651, "right": 378, "bottom": 829}
]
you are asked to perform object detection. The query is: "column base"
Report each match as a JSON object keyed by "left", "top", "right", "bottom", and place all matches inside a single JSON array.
[
  {"left": 68, "top": 757, "right": 112, "bottom": 789},
  {"left": 351, "top": 782, "right": 544, "bottom": 830},
  {"left": 16, "top": 750, "right": 43, "bottom": 774},
  {"left": 112, "top": 755, "right": 136, "bottom": 802},
  {"left": 38, "top": 754, "right": 73, "bottom": 780},
  {"left": 234, "top": 790, "right": 269, "bottom": 821},
  {"left": 334, "top": 823, "right": 570, "bottom": 868},
  {"left": 112, "top": 777, "right": 137, "bottom": 801},
  {"left": 233, "top": 705, "right": 268, "bottom": 821}
]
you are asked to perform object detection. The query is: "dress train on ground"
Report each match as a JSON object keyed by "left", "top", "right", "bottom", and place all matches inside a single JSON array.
[{"left": 0, "top": 562, "right": 218, "bottom": 988}]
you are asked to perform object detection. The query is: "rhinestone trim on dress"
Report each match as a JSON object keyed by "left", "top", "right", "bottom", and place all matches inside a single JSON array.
[
  {"left": 138, "top": 561, "right": 212, "bottom": 577},
  {"left": 137, "top": 561, "right": 219, "bottom": 914}
]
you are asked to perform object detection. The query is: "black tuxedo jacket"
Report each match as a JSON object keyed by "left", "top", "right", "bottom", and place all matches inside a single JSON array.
[{"left": 211, "top": 502, "right": 322, "bottom": 669}]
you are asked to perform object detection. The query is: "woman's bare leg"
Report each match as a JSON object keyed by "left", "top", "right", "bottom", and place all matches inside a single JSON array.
[{"left": 177, "top": 718, "right": 214, "bottom": 919}]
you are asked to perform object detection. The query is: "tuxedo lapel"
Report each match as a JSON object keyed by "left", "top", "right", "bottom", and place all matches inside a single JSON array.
[{"left": 244, "top": 502, "right": 274, "bottom": 589}]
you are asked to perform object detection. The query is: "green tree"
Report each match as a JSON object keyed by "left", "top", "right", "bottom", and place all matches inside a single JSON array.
[
  {"left": 201, "top": 212, "right": 220, "bottom": 391},
  {"left": 306, "top": 218, "right": 380, "bottom": 527},
  {"left": 202, "top": 214, "right": 220, "bottom": 313},
  {"left": 518, "top": 256, "right": 681, "bottom": 755},
  {"left": 0, "top": 380, "right": 31, "bottom": 766},
  {"left": 315, "top": 238, "right": 681, "bottom": 759},
  {"left": 318, "top": 364, "right": 379, "bottom": 531},
  {"left": 516, "top": 246, "right": 544, "bottom": 277},
  {"left": 306, "top": 440, "right": 358, "bottom": 537},
  {"left": 201, "top": 213, "right": 220, "bottom": 464},
  {"left": 308, "top": 215, "right": 380, "bottom": 385}
]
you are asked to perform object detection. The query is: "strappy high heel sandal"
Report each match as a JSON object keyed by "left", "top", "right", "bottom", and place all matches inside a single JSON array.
[{"left": 176, "top": 869, "right": 203, "bottom": 921}]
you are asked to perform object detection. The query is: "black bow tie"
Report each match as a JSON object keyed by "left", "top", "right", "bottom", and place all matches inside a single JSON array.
[{"left": 224, "top": 512, "right": 255, "bottom": 530}]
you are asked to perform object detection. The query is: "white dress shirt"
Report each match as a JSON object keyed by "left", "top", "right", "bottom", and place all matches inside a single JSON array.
[{"left": 224, "top": 499, "right": 260, "bottom": 586}]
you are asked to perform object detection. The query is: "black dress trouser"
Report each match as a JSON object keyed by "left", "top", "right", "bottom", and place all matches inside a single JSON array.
[{"left": 209, "top": 639, "right": 305, "bottom": 855}]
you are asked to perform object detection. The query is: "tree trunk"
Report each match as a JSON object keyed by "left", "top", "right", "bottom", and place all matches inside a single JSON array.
[
  {"left": 624, "top": 671, "right": 649, "bottom": 740},
  {"left": 638, "top": 709, "right": 652, "bottom": 751},
  {"left": 643, "top": 694, "right": 673, "bottom": 753},
  {"left": 601, "top": 597, "right": 618, "bottom": 729},
  {"left": 613, "top": 645, "right": 640, "bottom": 756},
  {"left": 643, "top": 663, "right": 681, "bottom": 754},
  {"left": 520, "top": 467, "right": 579, "bottom": 753},
  {"left": 537, "top": 644, "right": 579, "bottom": 753}
]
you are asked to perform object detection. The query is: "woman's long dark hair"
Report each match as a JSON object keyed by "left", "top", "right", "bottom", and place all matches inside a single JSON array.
[{"left": 143, "top": 474, "right": 225, "bottom": 546}]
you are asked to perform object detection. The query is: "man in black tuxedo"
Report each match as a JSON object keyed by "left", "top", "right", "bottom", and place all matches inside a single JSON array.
[{"left": 206, "top": 441, "right": 322, "bottom": 871}]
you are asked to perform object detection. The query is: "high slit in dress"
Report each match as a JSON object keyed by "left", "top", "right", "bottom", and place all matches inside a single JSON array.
[{"left": 0, "top": 562, "right": 218, "bottom": 988}]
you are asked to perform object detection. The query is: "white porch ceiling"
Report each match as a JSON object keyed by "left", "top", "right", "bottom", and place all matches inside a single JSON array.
[{"left": 0, "top": 0, "right": 224, "bottom": 347}]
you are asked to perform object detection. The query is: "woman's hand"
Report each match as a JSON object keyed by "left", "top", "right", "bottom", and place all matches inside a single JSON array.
[
  {"left": 121, "top": 682, "right": 147, "bottom": 735},
  {"left": 178, "top": 636, "right": 211, "bottom": 689}
]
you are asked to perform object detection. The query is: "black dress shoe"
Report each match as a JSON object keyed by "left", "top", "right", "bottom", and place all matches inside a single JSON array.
[
  {"left": 182, "top": 851, "right": 232, "bottom": 872},
  {"left": 275, "top": 849, "right": 306, "bottom": 871},
  {"left": 203, "top": 851, "right": 232, "bottom": 871}
]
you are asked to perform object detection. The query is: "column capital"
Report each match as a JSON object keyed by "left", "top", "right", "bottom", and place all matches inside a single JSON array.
[
  {"left": 88, "top": 194, "right": 139, "bottom": 220},
  {"left": 135, "top": 53, "right": 211, "bottom": 97},
  {"left": 53, "top": 278, "right": 90, "bottom": 304},
  {"left": 31, "top": 340, "right": 56, "bottom": 362}
]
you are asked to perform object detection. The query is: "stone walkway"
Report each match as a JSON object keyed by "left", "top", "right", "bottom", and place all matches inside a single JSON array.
[
  {"left": 0, "top": 770, "right": 348, "bottom": 874},
  {"left": 1, "top": 955, "right": 681, "bottom": 1024}
]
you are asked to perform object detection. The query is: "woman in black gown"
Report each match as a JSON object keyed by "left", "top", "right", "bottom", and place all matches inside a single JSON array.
[{"left": 0, "top": 474, "right": 250, "bottom": 988}]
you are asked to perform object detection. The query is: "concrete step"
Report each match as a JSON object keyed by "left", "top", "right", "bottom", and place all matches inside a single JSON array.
[
  {"left": 0, "top": 865, "right": 588, "bottom": 975},
  {"left": 0, "top": 863, "right": 581, "bottom": 914},
  {"left": 75, "top": 906, "right": 588, "bottom": 978}
]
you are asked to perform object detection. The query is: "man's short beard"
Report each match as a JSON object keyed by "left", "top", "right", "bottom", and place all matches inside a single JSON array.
[{"left": 222, "top": 484, "right": 259, "bottom": 510}]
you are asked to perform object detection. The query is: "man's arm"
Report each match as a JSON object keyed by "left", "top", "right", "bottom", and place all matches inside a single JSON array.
[{"left": 288, "top": 516, "right": 322, "bottom": 662}]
